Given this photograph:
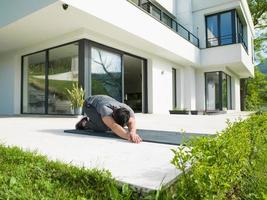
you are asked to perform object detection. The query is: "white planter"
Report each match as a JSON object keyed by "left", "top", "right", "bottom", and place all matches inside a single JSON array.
[{"left": 73, "top": 107, "right": 82, "bottom": 115}]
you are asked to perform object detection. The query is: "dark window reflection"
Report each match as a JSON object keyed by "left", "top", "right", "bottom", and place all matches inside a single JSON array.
[
  {"left": 222, "top": 73, "right": 227, "bottom": 109},
  {"left": 220, "top": 12, "right": 233, "bottom": 45},
  {"left": 23, "top": 52, "right": 46, "bottom": 114},
  {"left": 207, "top": 15, "right": 219, "bottom": 47},
  {"left": 48, "top": 43, "right": 79, "bottom": 114},
  {"left": 206, "top": 72, "right": 220, "bottom": 110},
  {"left": 91, "top": 47, "right": 122, "bottom": 101},
  {"left": 162, "top": 13, "right": 172, "bottom": 27}
]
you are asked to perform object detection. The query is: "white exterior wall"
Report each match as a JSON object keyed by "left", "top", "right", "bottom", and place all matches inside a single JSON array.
[
  {"left": 0, "top": 53, "right": 16, "bottom": 115},
  {"left": 232, "top": 75, "right": 241, "bottom": 111},
  {"left": 195, "top": 69, "right": 205, "bottom": 111},
  {"left": 151, "top": 59, "right": 172, "bottom": 113},
  {"left": 183, "top": 66, "right": 196, "bottom": 110}
]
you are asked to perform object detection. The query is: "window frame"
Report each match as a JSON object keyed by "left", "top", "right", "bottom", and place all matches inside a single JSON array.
[
  {"left": 21, "top": 41, "right": 80, "bottom": 115},
  {"left": 21, "top": 39, "right": 149, "bottom": 115},
  {"left": 205, "top": 9, "right": 236, "bottom": 48},
  {"left": 205, "top": 71, "right": 232, "bottom": 111}
]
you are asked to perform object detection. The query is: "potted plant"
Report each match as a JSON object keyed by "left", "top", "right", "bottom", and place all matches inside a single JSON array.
[
  {"left": 169, "top": 108, "right": 189, "bottom": 115},
  {"left": 190, "top": 110, "right": 198, "bottom": 115},
  {"left": 66, "top": 83, "right": 85, "bottom": 115}
]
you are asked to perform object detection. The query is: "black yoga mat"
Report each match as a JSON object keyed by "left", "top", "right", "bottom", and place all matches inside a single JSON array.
[{"left": 64, "top": 129, "right": 211, "bottom": 145}]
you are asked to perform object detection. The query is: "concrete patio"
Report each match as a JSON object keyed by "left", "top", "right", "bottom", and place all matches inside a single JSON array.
[{"left": 0, "top": 112, "right": 251, "bottom": 190}]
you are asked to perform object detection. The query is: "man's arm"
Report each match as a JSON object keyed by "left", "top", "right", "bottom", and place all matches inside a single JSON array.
[
  {"left": 102, "top": 116, "right": 130, "bottom": 141},
  {"left": 127, "top": 117, "right": 142, "bottom": 143}
]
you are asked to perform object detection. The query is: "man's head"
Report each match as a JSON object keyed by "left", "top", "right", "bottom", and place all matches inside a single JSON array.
[{"left": 113, "top": 107, "right": 130, "bottom": 127}]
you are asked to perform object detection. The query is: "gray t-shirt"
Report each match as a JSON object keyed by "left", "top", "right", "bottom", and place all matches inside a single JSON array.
[{"left": 85, "top": 95, "right": 135, "bottom": 118}]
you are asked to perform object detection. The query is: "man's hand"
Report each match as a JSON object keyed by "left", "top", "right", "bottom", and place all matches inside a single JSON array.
[{"left": 129, "top": 132, "right": 142, "bottom": 143}]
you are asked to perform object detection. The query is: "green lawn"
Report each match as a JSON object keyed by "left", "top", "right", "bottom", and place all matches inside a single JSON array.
[{"left": 0, "top": 145, "right": 137, "bottom": 200}]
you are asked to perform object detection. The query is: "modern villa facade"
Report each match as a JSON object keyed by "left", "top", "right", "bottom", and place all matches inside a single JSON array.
[{"left": 0, "top": 0, "right": 254, "bottom": 115}]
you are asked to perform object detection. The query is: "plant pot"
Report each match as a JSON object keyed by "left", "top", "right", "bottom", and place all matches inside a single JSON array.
[
  {"left": 169, "top": 110, "right": 189, "bottom": 115},
  {"left": 73, "top": 107, "right": 82, "bottom": 115},
  {"left": 190, "top": 110, "right": 198, "bottom": 115}
]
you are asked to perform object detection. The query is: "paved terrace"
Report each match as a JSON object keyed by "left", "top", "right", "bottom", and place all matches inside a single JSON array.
[{"left": 0, "top": 112, "right": 251, "bottom": 191}]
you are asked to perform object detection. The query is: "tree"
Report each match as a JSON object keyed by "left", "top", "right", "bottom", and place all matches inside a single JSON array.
[
  {"left": 243, "top": 1, "right": 267, "bottom": 111},
  {"left": 248, "top": 0, "right": 267, "bottom": 60},
  {"left": 245, "top": 68, "right": 267, "bottom": 110}
]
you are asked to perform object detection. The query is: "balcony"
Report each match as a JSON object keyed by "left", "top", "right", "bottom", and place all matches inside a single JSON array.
[
  {"left": 207, "top": 33, "right": 248, "bottom": 53},
  {"left": 200, "top": 43, "right": 253, "bottom": 78},
  {"left": 128, "top": 0, "right": 199, "bottom": 47}
]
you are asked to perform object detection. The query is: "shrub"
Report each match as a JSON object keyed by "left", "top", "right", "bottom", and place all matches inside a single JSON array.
[{"left": 170, "top": 113, "right": 267, "bottom": 200}]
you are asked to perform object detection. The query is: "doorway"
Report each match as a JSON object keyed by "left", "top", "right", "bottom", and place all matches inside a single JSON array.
[{"left": 123, "top": 54, "right": 144, "bottom": 112}]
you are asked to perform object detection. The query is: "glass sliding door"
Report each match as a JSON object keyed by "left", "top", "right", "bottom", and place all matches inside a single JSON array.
[
  {"left": 205, "top": 71, "right": 232, "bottom": 111},
  {"left": 222, "top": 72, "right": 227, "bottom": 110},
  {"left": 124, "top": 54, "right": 143, "bottom": 112},
  {"left": 91, "top": 47, "right": 122, "bottom": 101},
  {"left": 205, "top": 72, "right": 220, "bottom": 110},
  {"left": 22, "top": 41, "right": 79, "bottom": 115},
  {"left": 48, "top": 43, "right": 79, "bottom": 114},
  {"left": 22, "top": 52, "right": 46, "bottom": 114}
]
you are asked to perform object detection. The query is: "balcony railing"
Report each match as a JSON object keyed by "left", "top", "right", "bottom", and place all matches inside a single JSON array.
[
  {"left": 238, "top": 33, "right": 248, "bottom": 52},
  {"left": 207, "top": 33, "right": 248, "bottom": 52},
  {"left": 128, "top": 0, "right": 199, "bottom": 47}
]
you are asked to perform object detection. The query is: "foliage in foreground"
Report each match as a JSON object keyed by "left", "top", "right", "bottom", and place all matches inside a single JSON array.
[
  {"left": 158, "top": 112, "right": 267, "bottom": 200},
  {"left": 244, "top": 68, "right": 267, "bottom": 111},
  {"left": 0, "top": 145, "right": 138, "bottom": 200}
]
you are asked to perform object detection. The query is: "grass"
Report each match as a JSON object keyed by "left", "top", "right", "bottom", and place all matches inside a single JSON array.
[{"left": 0, "top": 145, "right": 138, "bottom": 200}]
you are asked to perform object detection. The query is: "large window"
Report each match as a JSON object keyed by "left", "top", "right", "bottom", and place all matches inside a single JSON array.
[
  {"left": 206, "top": 10, "right": 248, "bottom": 51},
  {"left": 206, "top": 10, "right": 235, "bottom": 47},
  {"left": 22, "top": 40, "right": 148, "bottom": 115},
  {"left": 22, "top": 42, "right": 78, "bottom": 115},
  {"left": 205, "top": 71, "right": 232, "bottom": 111}
]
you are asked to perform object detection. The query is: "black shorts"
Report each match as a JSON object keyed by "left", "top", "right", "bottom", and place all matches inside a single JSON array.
[{"left": 82, "top": 102, "right": 110, "bottom": 132}]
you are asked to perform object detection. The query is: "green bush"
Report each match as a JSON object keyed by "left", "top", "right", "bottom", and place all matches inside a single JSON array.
[{"left": 169, "top": 113, "right": 267, "bottom": 200}]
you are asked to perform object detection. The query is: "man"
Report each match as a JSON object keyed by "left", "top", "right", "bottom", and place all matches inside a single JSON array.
[{"left": 75, "top": 95, "right": 142, "bottom": 143}]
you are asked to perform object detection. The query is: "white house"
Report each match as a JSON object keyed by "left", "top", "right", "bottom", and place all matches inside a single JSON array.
[{"left": 0, "top": 0, "right": 254, "bottom": 115}]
